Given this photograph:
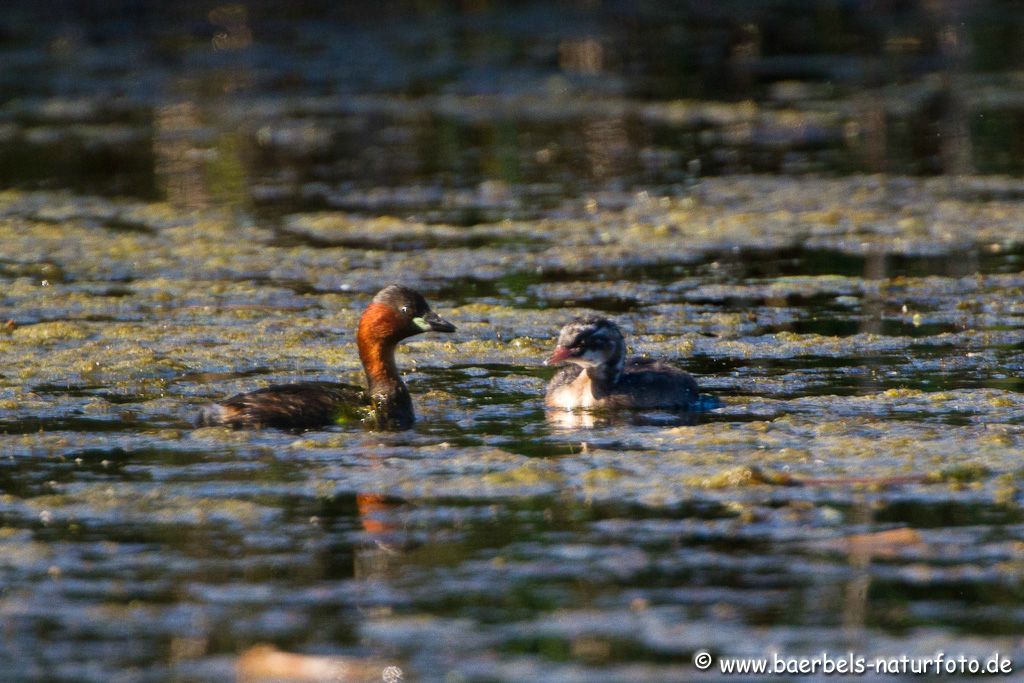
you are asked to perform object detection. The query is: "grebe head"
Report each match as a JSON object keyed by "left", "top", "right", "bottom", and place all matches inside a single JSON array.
[
  {"left": 545, "top": 316, "right": 625, "bottom": 375},
  {"left": 362, "top": 284, "right": 456, "bottom": 342}
]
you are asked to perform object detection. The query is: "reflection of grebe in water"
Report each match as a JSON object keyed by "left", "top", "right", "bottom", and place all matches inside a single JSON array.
[
  {"left": 544, "top": 316, "right": 714, "bottom": 412},
  {"left": 353, "top": 492, "right": 404, "bottom": 605},
  {"left": 544, "top": 404, "right": 709, "bottom": 430},
  {"left": 236, "top": 490, "right": 408, "bottom": 680}
]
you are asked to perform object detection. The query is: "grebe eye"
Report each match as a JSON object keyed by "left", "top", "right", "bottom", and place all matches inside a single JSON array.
[{"left": 400, "top": 306, "right": 409, "bottom": 314}]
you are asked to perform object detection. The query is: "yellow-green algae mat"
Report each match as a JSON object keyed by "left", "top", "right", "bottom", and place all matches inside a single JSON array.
[{"left": 2, "top": 177, "right": 1024, "bottom": 680}]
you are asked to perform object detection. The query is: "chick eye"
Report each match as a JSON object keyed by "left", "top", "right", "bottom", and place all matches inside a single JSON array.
[{"left": 400, "top": 306, "right": 409, "bottom": 314}]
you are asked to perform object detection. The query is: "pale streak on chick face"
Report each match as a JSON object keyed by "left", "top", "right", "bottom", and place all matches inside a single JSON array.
[{"left": 567, "top": 347, "right": 612, "bottom": 368}]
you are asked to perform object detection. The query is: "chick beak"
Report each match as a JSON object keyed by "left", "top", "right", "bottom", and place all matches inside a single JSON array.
[
  {"left": 544, "top": 345, "right": 574, "bottom": 366},
  {"left": 413, "top": 310, "right": 456, "bottom": 333}
]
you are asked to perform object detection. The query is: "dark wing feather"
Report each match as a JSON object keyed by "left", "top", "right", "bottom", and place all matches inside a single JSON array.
[
  {"left": 610, "top": 357, "right": 700, "bottom": 410},
  {"left": 198, "top": 381, "right": 367, "bottom": 430}
]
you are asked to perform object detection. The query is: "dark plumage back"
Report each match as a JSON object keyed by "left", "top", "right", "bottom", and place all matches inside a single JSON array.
[
  {"left": 610, "top": 357, "right": 699, "bottom": 409},
  {"left": 197, "top": 381, "right": 366, "bottom": 430}
]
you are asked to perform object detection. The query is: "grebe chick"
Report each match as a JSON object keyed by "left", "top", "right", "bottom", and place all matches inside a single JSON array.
[
  {"left": 544, "top": 316, "right": 702, "bottom": 411},
  {"left": 198, "top": 285, "right": 455, "bottom": 430}
]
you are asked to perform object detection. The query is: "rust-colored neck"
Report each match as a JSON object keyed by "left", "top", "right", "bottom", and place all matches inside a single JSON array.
[
  {"left": 356, "top": 303, "right": 415, "bottom": 430},
  {"left": 357, "top": 303, "right": 402, "bottom": 391}
]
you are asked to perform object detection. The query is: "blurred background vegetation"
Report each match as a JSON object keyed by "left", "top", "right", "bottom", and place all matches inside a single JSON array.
[{"left": 2, "top": 0, "right": 1024, "bottom": 213}]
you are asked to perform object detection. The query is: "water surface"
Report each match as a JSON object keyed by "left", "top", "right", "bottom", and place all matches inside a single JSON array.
[
  {"left": 5, "top": 177, "right": 1024, "bottom": 680},
  {"left": 4, "top": 2, "right": 1024, "bottom": 681}
]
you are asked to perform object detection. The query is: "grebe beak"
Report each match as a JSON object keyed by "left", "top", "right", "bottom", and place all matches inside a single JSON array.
[
  {"left": 413, "top": 310, "right": 456, "bottom": 333},
  {"left": 544, "top": 345, "right": 574, "bottom": 366}
]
